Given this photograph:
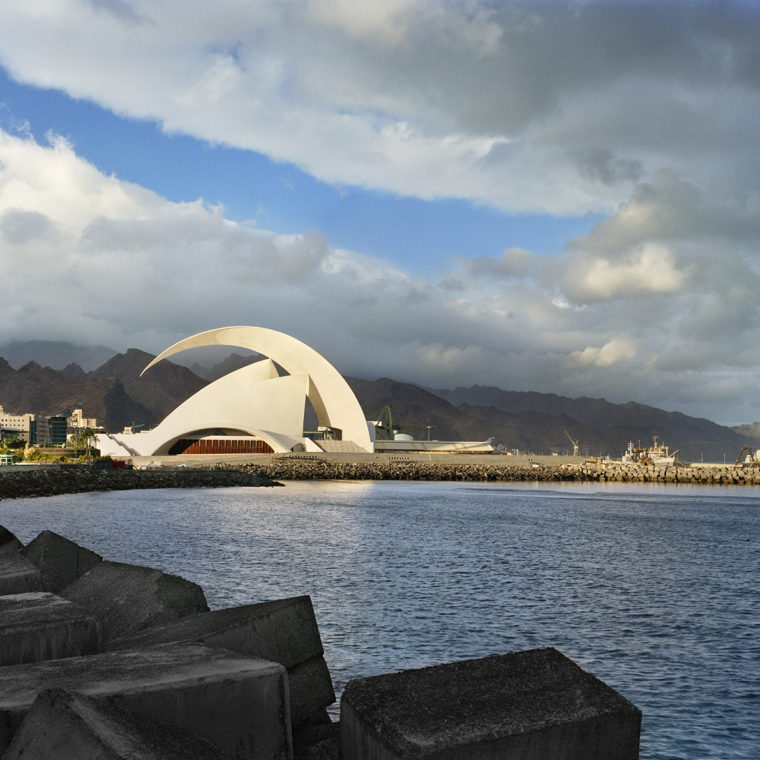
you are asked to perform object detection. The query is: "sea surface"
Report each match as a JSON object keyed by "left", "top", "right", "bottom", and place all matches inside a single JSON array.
[{"left": 1, "top": 480, "right": 758, "bottom": 760}]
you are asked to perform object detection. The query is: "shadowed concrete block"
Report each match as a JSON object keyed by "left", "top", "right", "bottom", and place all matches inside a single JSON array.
[
  {"left": 20, "top": 529, "right": 103, "bottom": 593},
  {"left": 61, "top": 560, "right": 209, "bottom": 642},
  {"left": 0, "top": 592, "right": 101, "bottom": 665},
  {"left": 0, "top": 526, "right": 22, "bottom": 554},
  {"left": 2, "top": 687, "right": 232, "bottom": 760},
  {"left": 106, "top": 595, "right": 335, "bottom": 725},
  {"left": 0, "top": 551, "right": 42, "bottom": 596},
  {"left": 340, "top": 648, "right": 641, "bottom": 760},
  {"left": 0, "top": 642, "right": 291, "bottom": 760}
]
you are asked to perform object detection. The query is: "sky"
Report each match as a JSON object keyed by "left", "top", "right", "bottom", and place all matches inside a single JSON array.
[{"left": 0, "top": 0, "right": 759, "bottom": 426}]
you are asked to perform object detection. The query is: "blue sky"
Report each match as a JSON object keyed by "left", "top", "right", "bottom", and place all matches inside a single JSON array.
[
  {"left": 0, "top": 67, "right": 597, "bottom": 275},
  {"left": 0, "top": 1, "right": 759, "bottom": 425}
]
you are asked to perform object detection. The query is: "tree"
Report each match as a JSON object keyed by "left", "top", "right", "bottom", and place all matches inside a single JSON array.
[{"left": 69, "top": 428, "right": 96, "bottom": 462}]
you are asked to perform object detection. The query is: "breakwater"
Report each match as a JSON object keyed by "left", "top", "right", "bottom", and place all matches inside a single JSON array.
[
  {"left": 1, "top": 460, "right": 758, "bottom": 502},
  {"left": 0, "top": 466, "right": 280, "bottom": 500},
  {"left": 243, "top": 458, "right": 760, "bottom": 485}
]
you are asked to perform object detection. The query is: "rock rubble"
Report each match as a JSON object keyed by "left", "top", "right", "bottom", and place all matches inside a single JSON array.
[
  {"left": 242, "top": 459, "right": 760, "bottom": 485},
  {"left": 0, "top": 466, "right": 280, "bottom": 500}
]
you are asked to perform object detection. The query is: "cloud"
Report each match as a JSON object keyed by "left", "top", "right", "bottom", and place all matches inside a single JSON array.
[
  {"left": 1, "top": 1, "right": 758, "bottom": 215},
  {"left": 568, "top": 338, "right": 639, "bottom": 369},
  {"left": 1, "top": 0, "right": 760, "bottom": 426},
  {"left": 562, "top": 242, "right": 687, "bottom": 304},
  {"left": 0, "top": 209, "right": 59, "bottom": 245},
  {"left": 462, "top": 247, "right": 532, "bottom": 280},
  {"left": 1, "top": 122, "right": 754, "bottom": 424}
]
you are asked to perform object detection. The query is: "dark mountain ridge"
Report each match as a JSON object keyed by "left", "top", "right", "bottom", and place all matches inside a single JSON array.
[
  {"left": 0, "top": 344, "right": 758, "bottom": 462},
  {"left": 0, "top": 340, "right": 117, "bottom": 372},
  {"left": 424, "top": 383, "right": 753, "bottom": 460}
]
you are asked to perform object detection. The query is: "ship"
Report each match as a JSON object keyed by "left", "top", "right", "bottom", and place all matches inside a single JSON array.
[{"left": 621, "top": 437, "right": 678, "bottom": 466}]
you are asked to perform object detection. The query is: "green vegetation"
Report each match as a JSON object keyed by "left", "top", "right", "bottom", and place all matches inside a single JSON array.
[{"left": 68, "top": 428, "right": 97, "bottom": 462}]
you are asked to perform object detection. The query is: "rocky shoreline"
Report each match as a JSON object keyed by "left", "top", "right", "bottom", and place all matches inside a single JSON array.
[
  {"left": 0, "top": 526, "right": 640, "bottom": 758},
  {"left": 0, "top": 466, "right": 281, "bottom": 501},
  {"left": 243, "top": 459, "right": 760, "bottom": 485},
  {"left": 1, "top": 459, "right": 758, "bottom": 502}
]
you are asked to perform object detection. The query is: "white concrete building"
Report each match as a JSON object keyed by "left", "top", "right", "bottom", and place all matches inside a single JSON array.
[{"left": 97, "top": 326, "right": 374, "bottom": 457}]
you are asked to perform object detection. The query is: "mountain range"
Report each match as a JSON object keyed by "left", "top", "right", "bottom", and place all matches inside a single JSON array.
[{"left": 1, "top": 342, "right": 758, "bottom": 462}]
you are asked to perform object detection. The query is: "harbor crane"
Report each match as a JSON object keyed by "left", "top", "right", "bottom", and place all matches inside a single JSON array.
[
  {"left": 564, "top": 430, "right": 580, "bottom": 457},
  {"left": 736, "top": 445, "right": 760, "bottom": 468},
  {"left": 370, "top": 405, "right": 397, "bottom": 440},
  {"left": 370, "top": 404, "right": 436, "bottom": 441}
]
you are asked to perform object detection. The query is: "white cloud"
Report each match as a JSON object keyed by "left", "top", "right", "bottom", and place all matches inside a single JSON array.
[
  {"left": 1, "top": 1, "right": 758, "bottom": 215},
  {"left": 563, "top": 242, "right": 687, "bottom": 304},
  {"left": 568, "top": 338, "right": 639, "bottom": 369},
  {"left": 1, "top": 124, "right": 759, "bottom": 423},
  {"left": 1, "top": 1, "right": 760, "bottom": 425}
]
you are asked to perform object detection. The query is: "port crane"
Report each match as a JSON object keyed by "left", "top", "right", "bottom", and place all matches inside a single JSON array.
[
  {"left": 370, "top": 405, "right": 436, "bottom": 440},
  {"left": 564, "top": 430, "right": 580, "bottom": 457},
  {"left": 370, "top": 405, "right": 397, "bottom": 440},
  {"left": 736, "top": 445, "right": 760, "bottom": 467}
]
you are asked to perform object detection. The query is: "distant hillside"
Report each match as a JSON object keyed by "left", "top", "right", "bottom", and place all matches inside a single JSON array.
[
  {"left": 382, "top": 382, "right": 750, "bottom": 462},
  {"left": 90, "top": 349, "right": 207, "bottom": 421},
  {"left": 732, "top": 421, "right": 760, "bottom": 445},
  {"left": 0, "top": 350, "right": 203, "bottom": 432},
  {"left": 0, "top": 340, "right": 755, "bottom": 461},
  {"left": 0, "top": 360, "right": 153, "bottom": 431},
  {"left": 0, "top": 340, "right": 116, "bottom": 371}
]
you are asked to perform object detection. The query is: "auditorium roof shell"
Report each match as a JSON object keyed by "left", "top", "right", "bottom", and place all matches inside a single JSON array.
[{"left": 97, "top": 326, "right": 373, "bottom": 457}]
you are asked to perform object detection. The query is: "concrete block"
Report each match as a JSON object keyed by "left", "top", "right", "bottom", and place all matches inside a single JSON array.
[
  {"left": 20, "top": 529, "right": 102, "bottom": 592},
  {"left": 0, "top": 592, "right": 101, "bottom": 665},
  {"left": 340, "top": 647, "right": 641, "bottom": 760},
  {"left": 0, "top": 551, "right": 42, "bottom": 596},
  {"left": 0, "top": 642, "right": 291, "bottom": 760},
  {"left": 0, "top": 526, "right": 22, "bottom": 554},
  {"left": 106, "top": 595, "right": 335, "bottom": 725},
  {"left": 2, "top": 687, "right": 232, "bottom": 760},
  {"left": 61, "top": 560, "right": 209, "bottom": 642}
]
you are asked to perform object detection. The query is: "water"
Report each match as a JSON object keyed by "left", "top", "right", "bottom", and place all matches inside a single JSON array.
[{"left": 1, "top": 480, "right": 758, "bottom": 760}]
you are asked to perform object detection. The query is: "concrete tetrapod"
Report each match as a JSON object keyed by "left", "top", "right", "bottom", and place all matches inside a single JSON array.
[
  {"left": 2, "top": 688, "right": 233, "bottom": 760},
  {"left": 0, "top": 592, "right": 100, "bottom": 665},
  {"left": 340, "top": 648, "right": 641, "bottom": 760},
  {"left": 0, "top": 551, "right": 42, "bottom": 597},
  {"left": 0, "top": 526, "right": 22, "bottom": 555},
  {"left": 20, "top": 529, "right": 103, "bottom": 593},
  {"left": 106, "top": 595, "right": 335, "bottom": 727},
  {"left": 0, "top": 642, "right": 291, "bottom": 760},
  {"left": 61, "top": 560, "right": 209, "bottom": 642}
]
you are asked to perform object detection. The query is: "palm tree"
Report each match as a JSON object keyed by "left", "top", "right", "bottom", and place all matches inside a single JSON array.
[{"left": 83, "top": 428, "right": 95, "bottom": 463}]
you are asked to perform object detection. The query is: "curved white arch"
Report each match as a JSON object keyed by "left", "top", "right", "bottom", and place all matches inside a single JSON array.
[
  {"left": 142, "top": 326, "right": 372, "bottom": 452},
  {"left": 144, "top": 365, "right": 309, "bottom": 454}
]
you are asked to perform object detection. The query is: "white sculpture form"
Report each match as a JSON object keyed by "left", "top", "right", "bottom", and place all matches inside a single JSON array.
[{"left": 98, "top": 326, "right": 373, "bottom": 456}]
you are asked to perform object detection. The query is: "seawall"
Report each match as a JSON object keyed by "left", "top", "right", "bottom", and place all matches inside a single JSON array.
[
  {"left": 240, "top": 459, "right": 760, "bottom": 485},
  {"left": 2, "top": 459, "right": 758, "bottom": 501},
  {"left": 0, "top": 466, "right": 280, "bottom": 500}
]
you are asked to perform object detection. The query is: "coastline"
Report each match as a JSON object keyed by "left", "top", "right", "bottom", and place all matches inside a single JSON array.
[
  {"left": 2, "top": 458, "right": 759, "bottom": 501},
  {"left": 241, "top": 459, "right": 760, "bottom": 485},
  {"left": 0, "top": 466, "right": 281, "bottom": 500}
]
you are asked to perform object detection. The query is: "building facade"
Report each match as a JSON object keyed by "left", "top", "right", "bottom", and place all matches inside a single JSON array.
[{"left": 0, "top": 405, "right": 36, "bottom": 443}]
